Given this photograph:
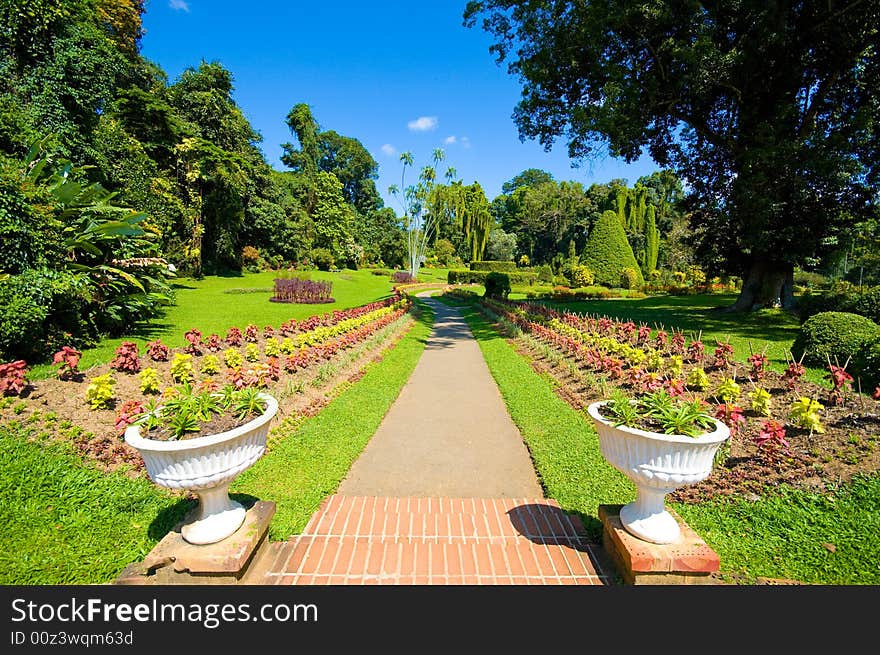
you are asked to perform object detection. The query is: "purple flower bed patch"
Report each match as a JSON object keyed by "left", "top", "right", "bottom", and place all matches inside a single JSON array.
[{"left": 271, "top": 278, "right": 335, "bottom": 303}]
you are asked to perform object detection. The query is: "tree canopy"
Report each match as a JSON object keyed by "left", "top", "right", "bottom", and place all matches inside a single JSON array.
[{"left": 465, "top": 0, "right": 880, "bottom": 310}]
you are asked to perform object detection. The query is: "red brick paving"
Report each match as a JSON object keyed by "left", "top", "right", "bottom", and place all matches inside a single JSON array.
[{"left": 256, "top": 495, "right": 613, "bottom": 585}]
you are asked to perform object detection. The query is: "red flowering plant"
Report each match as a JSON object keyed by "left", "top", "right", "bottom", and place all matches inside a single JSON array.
[
  {"left": 147, "top": 339, "right": 169, "bottom": 361},
  {"left": 53, "top": 346, "right": 82, "bottom": 380},
  {"left": 115, "top": 400, "right": 145, "bottom": 436},
  {"left": 110, "top": 342, "right": 140, "bottom": 374},
  {"left": 754, "top": 420, "right": 790, "bottom": 458},
  {"left": 225, "top": 327, "right": 243, "bottom": 347},
  {"left": 183, "top": 329, "right": 203, "bottom": 355},
  {"left": 0, "top": 360, "right": 29, "bottom": 396},
  {"left": 825, "top": 360, "right": 853, "bottom": 406},
  {"left": 714, "top": 404, "right": 747, "bottom": 437},
  {"left": 783, "top": 353, "right": 807, "bottom": 392}
]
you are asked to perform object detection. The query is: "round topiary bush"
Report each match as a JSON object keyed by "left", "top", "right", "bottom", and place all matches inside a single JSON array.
[
  {"left": 853, "top": 338, "right": 880, "bottom": 390},
  {"left": 790, "top": 311, "right": 880, "bottom": 368},
  {"left": 483, "top": 272, "right": 511, "bottom": 299}
]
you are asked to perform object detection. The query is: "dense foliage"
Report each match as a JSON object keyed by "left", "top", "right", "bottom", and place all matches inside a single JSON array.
[
  {"left": 0, "top": 0, "right": 408, "bottom": 362},
  {"left": 465, "top": 0, "right": 880, "bottom": 311}
]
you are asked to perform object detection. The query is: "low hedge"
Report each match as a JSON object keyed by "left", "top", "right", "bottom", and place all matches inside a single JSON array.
[
  {"left": 469, "top": 260, "right": 517, "bottom": 272},
  {"left": 448, "top": 269, "right": 538, "bottom": 286},
  {"left": 797, "top": 284, "right": 880, "bottom": 324},
  {"left": 790, "top": 311, "right": 880, "bottom": 369}
]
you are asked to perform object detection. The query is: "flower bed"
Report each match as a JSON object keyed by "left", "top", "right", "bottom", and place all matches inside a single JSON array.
[
  {"left": 0, "top": 295, "right": 413, "bottom": 474},
  {"left": 270, "top": 277, "right": 335, "bottom": 303},
  {"left": 478, "top": 296, "right": 880, "bottom": 501}
]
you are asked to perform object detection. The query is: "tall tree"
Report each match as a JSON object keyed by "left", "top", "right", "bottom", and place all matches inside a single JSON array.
[{"left": 465, "top": 1, "right": 880, "bottom": 310}]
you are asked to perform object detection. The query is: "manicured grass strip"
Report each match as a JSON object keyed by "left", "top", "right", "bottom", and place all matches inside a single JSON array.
[
  {"left": 441, "top": 296, "right": 635, "bottom": 539},
  {"left": 0, "top": 426, "right": 188, "bottom": 584},
  {"left": 672, "top": 475, "right": 880, "bottom": 585},
  {"left": 232, "top": 302, "right": 435, "bottom": 540}
]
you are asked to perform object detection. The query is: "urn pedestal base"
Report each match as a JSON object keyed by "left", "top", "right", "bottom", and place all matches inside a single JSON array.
[
  {"left": 599, "top": 504, "right": 721, "bottom": 585},
  {"left": 114, "top": 500, "right": 275, "bottom": 585}
]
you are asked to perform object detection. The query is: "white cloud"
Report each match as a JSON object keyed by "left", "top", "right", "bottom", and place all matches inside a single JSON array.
[
  {"left": 407, "top": 116, "right": 438, "bottom": 132},
  {"left": 443, "top": 135, "right": 457, "bottom": 145},
  {"left": 461, "top": 136, "right": 471, "bottom": 149},
  {"left": 380, "top": 144, "right": 396, "bottom": 156},
  {"left": 169, "top": 0, "right": 190, "bottom": 12}
]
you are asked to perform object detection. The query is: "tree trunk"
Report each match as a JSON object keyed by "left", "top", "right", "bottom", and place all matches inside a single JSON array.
[{"left": 726, "top": 258, "right": 794, "bottom": 312}]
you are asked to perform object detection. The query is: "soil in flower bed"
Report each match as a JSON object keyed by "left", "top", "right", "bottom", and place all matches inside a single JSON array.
[{"left": 508, "top": 331, "right": 880, "bottom": 503}]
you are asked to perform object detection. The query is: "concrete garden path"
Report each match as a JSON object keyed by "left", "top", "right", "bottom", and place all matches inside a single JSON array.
[
  {"left": 251, "top": 293, "right": 613, "bottom": 584},
  {"left": 337, "top": 294, "right": 543, "bottom": 497}
]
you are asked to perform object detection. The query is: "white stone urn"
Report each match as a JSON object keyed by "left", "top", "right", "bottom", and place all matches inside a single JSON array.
[
  {"left": 125, "top": 393, "right": 278, "bottom": 545},
  {"left": 587, "top": 400, "right": 730, "bottom": 545}
]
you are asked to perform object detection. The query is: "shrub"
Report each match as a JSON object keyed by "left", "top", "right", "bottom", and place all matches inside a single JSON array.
[
  {"left": 469, "top": 261, "right": 517, "bottom": 272},
  {"left": 447, "top": 269, "right": 537, "bottom": 286},
  {"left": 85, "top": 373, "right": 116, "bottom": 410},
  {"left": 392, "top": 271, "right": 415, "bottom": 284},
  {"left": 170, "top": 353, "right": 194, "bottom": 383},
  {"left": 0, "top": 269, "right": 94, "bottom": 362},
  {"left": 139, "top": 368, "right": 161, "bottom": 394},
  {"left": 567, "top": 265, "right": 595, "bottom": 288},
  {"left": 310, "top": 247, "right": 335, "bottom": 271},
  {"left": 790, "top": 311, "right": 880, "bottom": 368},
  {"left": 371, "top": 269, "right": 391, "bottom": 276},
  {"left": 53, "top": 346, "right": 81, "bottom": 380},
  {"left": 534, "top": 264, "right": 553, "bottom": 284},
  {"left": 241, "top": 245, "right": 262, "bottom": 268},
  {"left": 797, "top": 283, "right": 880, "bottom": 324},
  {"left": 483, "top": 272, "right": 511, "bottom": 299},
  {"left": 433, "top": 239, "right": 456, "bottom": 266},
  {"left": 581, "top": 210, "right": 644, "bottom": 288},
  {"left": 0, "top": 360, "right": 28, "bottom": 396},
  {"left": 619, "top": 267, "right": 641, "bottom": 290},
  {"left": 853, "top": 339, "right": 880, "bottom": 389},
  {"left": 109, "top": 341, "right": 140, "bottom": 373}
]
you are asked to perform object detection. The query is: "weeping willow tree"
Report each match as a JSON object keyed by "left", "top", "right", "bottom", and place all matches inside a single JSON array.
[
  {"left": 427, "top": 180, "right": 492, "bottom": 263},
  {"left": 460, "top": 181, "right": 492, "bottom": 262}
]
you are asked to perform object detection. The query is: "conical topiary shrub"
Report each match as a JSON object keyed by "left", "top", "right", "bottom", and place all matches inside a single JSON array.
[{"left": 582, "top": 210, "right": 644, "bottom": 288}]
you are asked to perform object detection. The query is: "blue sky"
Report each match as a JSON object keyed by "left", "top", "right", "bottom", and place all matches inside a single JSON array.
[{"left": 141, "top": 0, "right": 661, "bottom": 210}]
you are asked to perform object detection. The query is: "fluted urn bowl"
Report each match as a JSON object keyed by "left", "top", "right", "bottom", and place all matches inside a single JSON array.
[
  {"left": 587, "top": 400, "right": 730, "bottom": 544},
  {"left": 125, "top": 393, "right": 278, "bottom": 545}
]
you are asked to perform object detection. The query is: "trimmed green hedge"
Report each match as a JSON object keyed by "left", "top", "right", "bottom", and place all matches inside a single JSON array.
[
  {"left": 798, "top": 284, "right": 880, "bottom": 324},
  {"left": 469, "top": 260, "right": 517, "bottom": 272},
  {"left": 448, "top": 269, "right": 538, "bottom": 286},
  {"left": 791, "top": 311, "right": 880, "bottom": 369}
]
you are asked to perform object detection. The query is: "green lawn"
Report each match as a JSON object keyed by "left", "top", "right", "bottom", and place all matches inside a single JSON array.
[
  {"left": 445, "top": 293, "right": 880, "bottom": 584},
  {"left": 519, "top": 292, "right": 825, "bottom": 384},
  {"left": 30, "top": 268, "right": 398, "bottom": 379},
  {"left": 0, "top": 423, "right": 188, "bottom": 584}
]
